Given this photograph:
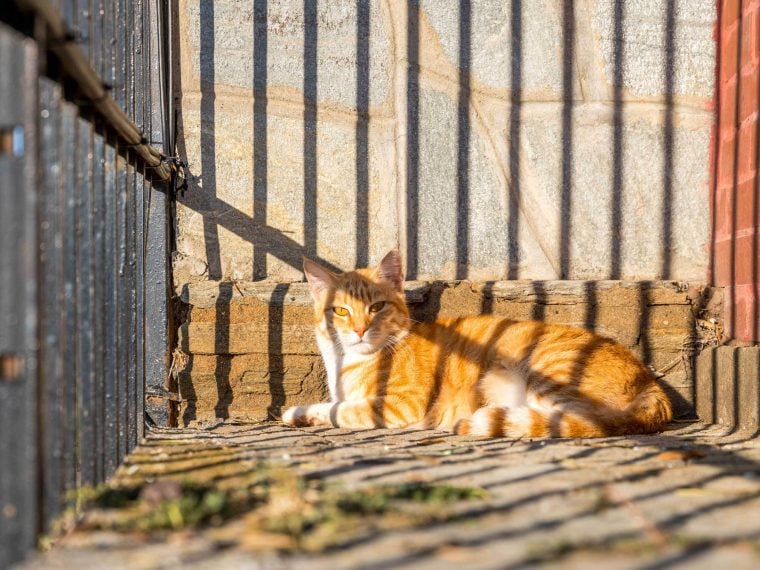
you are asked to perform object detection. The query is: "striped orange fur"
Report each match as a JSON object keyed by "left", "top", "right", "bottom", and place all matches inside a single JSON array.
[{"left": 282, "top": 251, "right": 672, "bottom": 438}]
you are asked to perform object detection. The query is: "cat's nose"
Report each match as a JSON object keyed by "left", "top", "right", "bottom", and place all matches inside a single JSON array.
[{"left": 354, "top": 327, "right": 367, "bottom": 339}]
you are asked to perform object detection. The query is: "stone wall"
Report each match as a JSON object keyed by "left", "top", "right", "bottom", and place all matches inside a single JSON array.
[
  {"left": 173, "top": 0, "right": 716, "bottom": 287},
  {"left": 176, "top": 280, "right": 720, "bottom": 425}
]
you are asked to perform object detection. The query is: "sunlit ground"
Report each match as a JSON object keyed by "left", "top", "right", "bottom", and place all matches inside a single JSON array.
[{"left": 22, "top": 421, "right": 760, "bottom": 570}]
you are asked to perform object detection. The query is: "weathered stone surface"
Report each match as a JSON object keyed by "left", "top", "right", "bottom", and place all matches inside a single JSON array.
[
  {"left": 178, "top": 354, "right": 327, "bottom": 426},
  {"left": 181, "top": 321, "right": 317, "bottom": 355},
  {"left": 174, "top": 95, "right": 399, "bottom": 285},
  {"left": 23, "top": 423, "right": 760, "bottom": 569},
  {"left": 419, "top": 0, "right": 571, "bottom": 100},
  {"left": 414, "top": 86, "right": 536, "bottom": 280},
  {"left": 696, "top": 347, "right": 760, "bottom": 432},
  {"left": 519, "top": 105, "right": 712, "bottom": 280},
  {"left": 590, "top": 0, "right": 716, "bottom": 102},
  {"left": 182, "top": 0, "right": 393, "bottom": 108},
  {"left": 174, "top": 0, "right": 716, "bottom": 287}
]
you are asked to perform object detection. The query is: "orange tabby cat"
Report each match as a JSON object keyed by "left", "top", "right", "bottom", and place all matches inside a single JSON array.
[{"left": 282, "top": 251, "right": 672, "bottom": 438}]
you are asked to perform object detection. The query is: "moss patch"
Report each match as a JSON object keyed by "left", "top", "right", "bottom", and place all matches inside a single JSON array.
[{"left": 66, "top": 464, "right": 486, "bottom": 552}]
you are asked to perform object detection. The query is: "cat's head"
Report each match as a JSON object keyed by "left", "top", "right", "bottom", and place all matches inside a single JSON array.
[{"left": 302, "top": 250, "right": 410, "bottom": 356}]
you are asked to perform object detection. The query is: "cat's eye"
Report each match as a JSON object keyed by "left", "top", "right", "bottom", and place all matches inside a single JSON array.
[
  {"left": 369, "top": 302, "right": 385, "bottom": 313},
  {"left": 333, "top": 306, "right": 349, "bottom": 317}
]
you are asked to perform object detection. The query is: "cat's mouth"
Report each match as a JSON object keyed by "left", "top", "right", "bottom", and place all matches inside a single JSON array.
[{"left": 346, "top": 338, "right": 380, "bottom": 354}]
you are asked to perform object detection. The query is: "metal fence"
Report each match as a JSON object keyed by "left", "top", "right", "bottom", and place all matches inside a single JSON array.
[{"left": 0, "top": 1, "right": 172, "bottom": 566}]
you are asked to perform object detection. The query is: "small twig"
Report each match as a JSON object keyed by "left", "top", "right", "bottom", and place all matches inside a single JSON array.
[{"left": 606, "top": 485, "right": 669, "bottom": 546}]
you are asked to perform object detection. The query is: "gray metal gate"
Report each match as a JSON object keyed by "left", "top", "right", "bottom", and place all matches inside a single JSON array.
[{"left": 0, "top": 1, "right": 173, "bottom": 566}]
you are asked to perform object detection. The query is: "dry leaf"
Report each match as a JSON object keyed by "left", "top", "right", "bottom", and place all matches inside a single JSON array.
[
  {"left": 655, "top": 449, "right": 706, "bottom": 462},
  {"left": 416, "top": 438, "right": 447, "bottom": 446}
]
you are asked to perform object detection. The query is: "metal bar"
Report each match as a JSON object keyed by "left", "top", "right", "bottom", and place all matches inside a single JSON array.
[
  {"left": 0, "top": 24, "right": 39, "bottom": 570},
  {"left": 60, "top": 99, "right": 79, "bottom": 497},
  {"left": 113, "top": 0, "right": 127, "bottom": 464},
  {"left": 101, "top": 0, "right": 119, "bottom": 477},
  {"left": 133, "top": 0, "right": 146, "bottom": 441},
  {"left": 91, "top": 0, "right": 102, "bottom": 83},
  {"left": 144, "top": 0, "right": 170, "bottom": 426},
  {"left": 75, "top": 115, "right": 95, "bottom": 486},
  {"left": 12, "top": 0, "right": 172, "bottom": 180},
  {"left": 125, "top": 160, "right": 137, "bottom": 451},
  {"left": 112, "top": 0, "right": 124, "bottom": 110},
  {"left": 76, "top": 0, "right": 89, "bottom": 61},
  {"left": 37, "top": 77, "right": 65, "bottom": 532},
  {"left": 88, "top": 0, "right": 105, "bottom": 484},
  {"left": 115, "top": 150, "right": 128, "bottom": 462},
  {"left": 60, "top": 0, "right": 74, "bottom": 29},
  {"left": 103, "top": 138, "right": 119, "bottom": 475},
  {"left": 92, "top": 130, "right": 106, "bottom": 482},
  {"left": 124, "top": 0, "right": 137, "bottom": 451},
  {"left": 1, "top": 0, "right": 172, "bottom": 562}
]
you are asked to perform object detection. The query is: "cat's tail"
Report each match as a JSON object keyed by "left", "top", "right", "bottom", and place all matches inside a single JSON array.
[
  {"left": 625, "top": 381, "right": 673, "bottom": 434},
  {"left": 454, "top": 384, "right": 672, "bottom": 439}
]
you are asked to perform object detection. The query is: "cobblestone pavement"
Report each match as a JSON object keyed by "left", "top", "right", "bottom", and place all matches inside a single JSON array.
[{"left": 18, "top": 422, "right": 760, "bottom": 570}]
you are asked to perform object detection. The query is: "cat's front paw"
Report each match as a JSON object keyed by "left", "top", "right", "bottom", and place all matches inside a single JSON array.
[
  {"left": 282, "top": 405, "right": 309, "bottom": 427},
  {"left": 282, "top": 403, "right": 335, "bottom": 427}
]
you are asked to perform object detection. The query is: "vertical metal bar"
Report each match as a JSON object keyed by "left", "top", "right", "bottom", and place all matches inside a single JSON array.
[
  {"left": 133, "top": 0, "right": 146, "bottom": 443},
  {"left": 133, "top": 0, "right": 145, "bottom": 132},
  {"left": 61, "top": 0, "right": 76, "bottom": 32},
  {"left": 116, "top": 151, "right": 129, "bottom": 462},
  {"left": 102, "top": 0, "right": 119, "bottom": 476},
  {"left": 37, "top": 78, "right": 65, "bottom": 532},
  {"left": 125, "top": 0, "right": 134, "bottom": 122},
  {"left": 91, "top": 0, "right": 107, "bottom": 483},
  {"left": 91, "top": 0, "right": 104, "bottom": 85},
  {"left": 113, "top": 0, "right": 127, "bottom": 463},
  {"left": 114, "top": 0, "right": 126, "bottom": 110},
  {"left": 139, "top": 0, "right": 150, "bottom": 435},
  {"left": 86, "top": 1, "right": 104, "bottom": 478},
  {"left": 126, "top": 162, "right": 137, "bottom": 451},
  {"left": 60, "top": 100, "right": 79, "bottom": 496},
  {"left": 92, "top": 131, "right": 106, "bottom": 482},
  {"left": 76, "top": 116, "right": 95, "bottom": 487},
  {"left": 103, "top": 140, "right": 119, "bottom": 474},
  {"left": 78, "top": 0, "right": 91, "bottom": 62},
  {"left": 145, "top": 0, "right": 170, "bottom": 427},
  {"left": 0, "top": 25, "right": 39, "bottom": 570},
  {"left": 125, "top": 0, "right": 138, "bottom": 451}
]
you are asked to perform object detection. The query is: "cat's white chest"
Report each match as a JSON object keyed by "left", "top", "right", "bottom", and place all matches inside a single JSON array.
[
  {"left": 315, "top": 335, "right": 342, "bottom": 401},
  {"left": 316, "top": 334, "right": 371, "bottom": 402}
]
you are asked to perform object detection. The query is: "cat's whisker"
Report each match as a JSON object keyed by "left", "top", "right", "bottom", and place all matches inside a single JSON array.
[{"left": 385, "top": 335, "right": 416, "bottom": 364}]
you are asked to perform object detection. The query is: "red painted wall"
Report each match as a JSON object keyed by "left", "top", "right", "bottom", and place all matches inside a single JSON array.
[{"left": 714, "top": 0, "right": 760, "bottom": 343}]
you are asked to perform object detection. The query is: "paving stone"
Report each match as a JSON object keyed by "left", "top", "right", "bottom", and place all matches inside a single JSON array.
[{"left": 19, "top": 422, "right": 760, "bottom": 570}]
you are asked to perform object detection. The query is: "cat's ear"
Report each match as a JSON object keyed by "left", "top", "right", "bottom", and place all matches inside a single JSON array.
[
  {"left": 303, "top": 257, "right": 337, "bottom": 301},
  {"left": 375, "top": 249, "right": 404, "bottom": 292}
]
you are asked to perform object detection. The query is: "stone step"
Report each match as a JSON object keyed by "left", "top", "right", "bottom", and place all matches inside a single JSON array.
[
  {"left": 696, "top": 346, "right": 760, "bottom": 434},
  {"left": 175, "top": 279, "right": 720, "bottom": 426}
]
